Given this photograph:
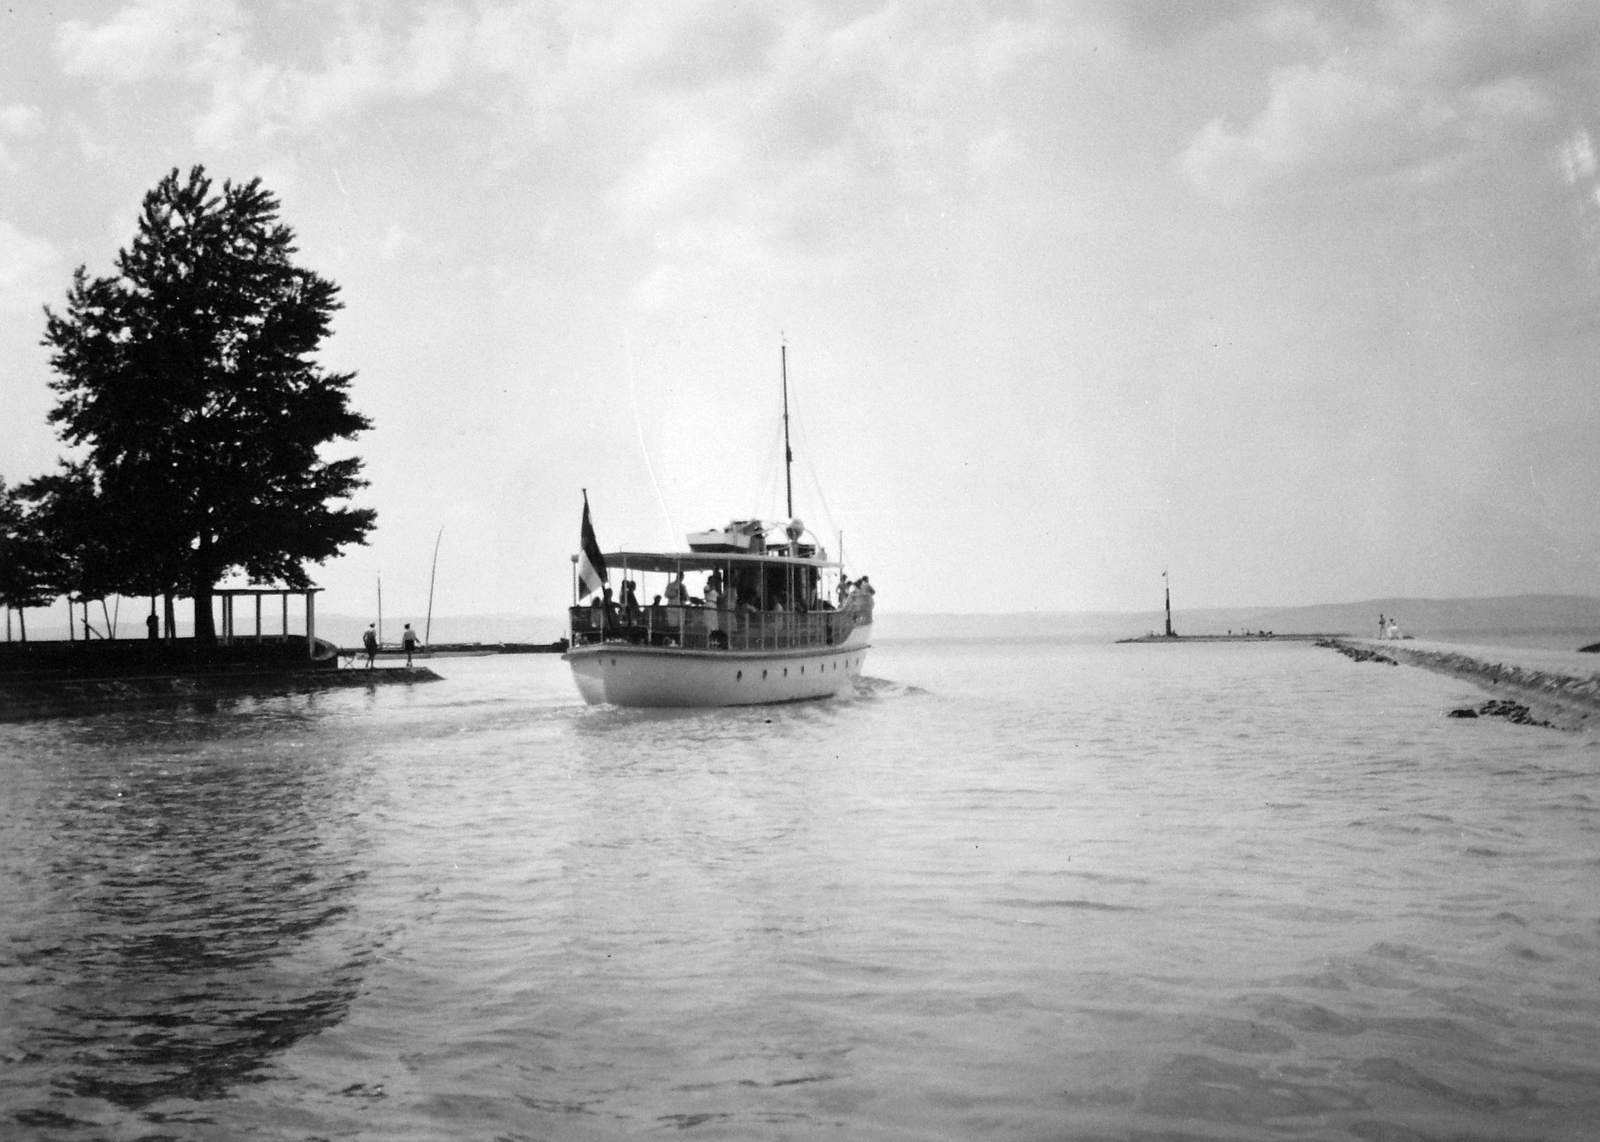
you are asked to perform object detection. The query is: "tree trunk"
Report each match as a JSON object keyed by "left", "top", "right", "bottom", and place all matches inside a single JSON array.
[
  {"left": 164, "top": 593, "right": 176, "bottom": 641},
  {"left": 193, "top": 584, "right": 216, "bottom": 644},
  {"left": 16, "top": 608, "right": 24, "bottom": 643}
]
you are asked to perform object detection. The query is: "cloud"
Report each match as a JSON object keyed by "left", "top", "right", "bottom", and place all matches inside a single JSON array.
[
  {"left": 379, "top": 222, "right": 424, "bottom": 261},
  {"left": 0, "top": 100, "right": 44, "bottom": 167},
  {"left": 1178, "top": 0, "right": 1599, "bottom": 205},
  {"left": 56, "top": 0, "right": 485, "bottom": 147},
  {"left": 0, "top": 220, "right": 58, "bottom": 311},
  {"left": 58, "top": 0, "right": 248, "bottom": 83},
  {"left": 601, "top": 4, "right": 1056, "bottom": 291},
  {"left": 0, "top": 104, "right": 44, "bottom": 136}
]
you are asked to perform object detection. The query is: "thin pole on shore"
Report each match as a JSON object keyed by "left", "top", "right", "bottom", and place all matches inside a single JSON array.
[
  {"left": 377, "top": 573, "right": 384, "bottom": 647},
  {"left": 424, "top": 526, "right": 443, "bottom": 647}
]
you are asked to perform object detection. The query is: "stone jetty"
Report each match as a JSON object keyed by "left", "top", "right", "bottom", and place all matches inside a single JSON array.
[
  {"left": 0, "top": 664, "right": 441, "bottom": 723},
  {"left": 1322, "top": 637, "right": 1600, "bottom": 729}
]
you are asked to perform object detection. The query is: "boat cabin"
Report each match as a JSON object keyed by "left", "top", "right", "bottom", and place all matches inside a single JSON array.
[{"left": 569, "top": 522, "right": 872, "bottom": 653}]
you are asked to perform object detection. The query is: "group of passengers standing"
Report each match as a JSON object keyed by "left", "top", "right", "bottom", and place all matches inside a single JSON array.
[{"left": 587, "top": 569, "right": 873, "bottom": 639}]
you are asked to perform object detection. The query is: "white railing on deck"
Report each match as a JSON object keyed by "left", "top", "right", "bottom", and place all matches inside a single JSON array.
[{"left": 568, "top": 604, "right": 862, "bottom": 651}]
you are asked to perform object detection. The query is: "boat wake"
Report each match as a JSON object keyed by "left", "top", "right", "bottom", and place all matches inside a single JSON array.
[{"left": 849, "top": 675, "right": 929, "bottom": 700}]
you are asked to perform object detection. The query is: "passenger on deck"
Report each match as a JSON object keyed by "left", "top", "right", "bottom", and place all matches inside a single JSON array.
[
  {"left": 703, "top": 577, "right": 721, "bottom": 635},
  {"left": 665, "top": 572, "right": 686, "bottom": 606},
  {"left": 649, "top": 595, "right": 667, "bottom": 642},
  {"left": 620, "top": 579, "right": 641, "bottom": 626}
]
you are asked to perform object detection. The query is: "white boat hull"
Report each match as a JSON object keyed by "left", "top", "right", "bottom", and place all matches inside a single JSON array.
[{"left": 564, "top": 627, "right": 871, "bottom": 708}]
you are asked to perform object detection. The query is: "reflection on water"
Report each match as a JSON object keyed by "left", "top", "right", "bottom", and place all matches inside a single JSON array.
[{"left": 1, "top": 704, "right": 375, "bottom": 1123}]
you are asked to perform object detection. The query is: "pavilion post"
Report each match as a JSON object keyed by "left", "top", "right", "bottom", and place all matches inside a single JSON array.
[
  {"left": 306, "top": 591, "right": 316, "bottom": 658},
  {"left": 255, "top": 593, "right": 262, "bottom": 644}
]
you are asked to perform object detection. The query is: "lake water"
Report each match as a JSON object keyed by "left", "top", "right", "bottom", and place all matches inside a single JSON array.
[{"left": 2, "top": 638, "right": 1598, "bottom": 1140}]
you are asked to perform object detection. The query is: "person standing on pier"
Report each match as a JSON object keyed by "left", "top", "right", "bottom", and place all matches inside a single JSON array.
[
  {"left": 402, "top": 623, "right": 418, "bottom": 667},
  {"left": 363, "top": 623, "right": 378, "bottom": 667}
]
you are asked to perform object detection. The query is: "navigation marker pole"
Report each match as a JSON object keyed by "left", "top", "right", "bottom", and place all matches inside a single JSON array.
[{"left": 1163, "top": 570, "right": 1175, "bottom": 638}]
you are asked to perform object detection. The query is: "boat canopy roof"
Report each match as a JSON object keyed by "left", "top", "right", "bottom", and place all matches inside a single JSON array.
[{"left": 601, "top": 550, "right": 838, "bottom": 574}]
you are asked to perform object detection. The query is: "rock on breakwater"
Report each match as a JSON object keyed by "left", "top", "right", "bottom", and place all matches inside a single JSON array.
[
  {"left": 1316, "top": 639, "right": 1397, "bottom": 666},
  {"left": 1323, "top": 637, "right": 1600, "bottom": 730}
]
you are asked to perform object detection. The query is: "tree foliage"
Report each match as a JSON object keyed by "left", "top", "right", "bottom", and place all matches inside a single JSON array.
[
  {"left": 0, "top": 479, "right": 58, "bottom": 638},
  {"left": 36, "top": 165, "right": 375, "bottom": 640}
]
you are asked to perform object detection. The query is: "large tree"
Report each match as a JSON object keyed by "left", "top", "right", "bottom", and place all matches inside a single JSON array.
[{"left": 39, "top": 165, "right": 375, "bottom": 641}]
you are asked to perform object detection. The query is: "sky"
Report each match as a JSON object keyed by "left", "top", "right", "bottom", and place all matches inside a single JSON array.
[{"left": 3, "top": 0, "right": 1600, "bottom": 622}]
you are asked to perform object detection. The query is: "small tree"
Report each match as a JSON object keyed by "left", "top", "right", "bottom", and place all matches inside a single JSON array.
[
  {"left": 0, "top": 478, "right": 58, "bottom": 641},
  {"left": 39, "top": 165, "right": 375, "bottom": 642}
]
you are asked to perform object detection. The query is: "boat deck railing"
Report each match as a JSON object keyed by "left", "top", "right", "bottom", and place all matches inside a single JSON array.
[{"left": 568, "top": 604, "right": 862, "bottom": 652}]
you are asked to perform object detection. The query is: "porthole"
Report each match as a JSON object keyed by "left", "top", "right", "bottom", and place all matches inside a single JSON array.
[
  {"left": 611, "top": 658, "right": 617, "bottom": 666},
  {"left": 762, "top": 669, "right": 768, "bottom": 680},
  {"left": 736, "top": 670, "right": 743, "bottom": 681},
  {"left": 800, "top": 666, "right": 805, "bottom": 674},
  {"left": 783, "top": 668, "right": 788, "bottom": 677}
]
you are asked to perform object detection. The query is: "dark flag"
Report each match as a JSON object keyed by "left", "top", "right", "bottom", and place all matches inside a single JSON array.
[{"left": 578, "top": 492, "right": 608, "bottom": 599}]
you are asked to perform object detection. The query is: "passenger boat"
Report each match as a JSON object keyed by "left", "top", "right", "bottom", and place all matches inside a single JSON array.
[
  {"left": 562, "top": 519, "right": 874, "bottom": 707},
  {"left": 562, "top": 346, "right": 873, "bottom": 707}
]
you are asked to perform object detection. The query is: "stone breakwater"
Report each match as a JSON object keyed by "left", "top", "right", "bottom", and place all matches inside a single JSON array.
[{"left": 1322, "top": 637, "right": 1600, "bottom": 729}]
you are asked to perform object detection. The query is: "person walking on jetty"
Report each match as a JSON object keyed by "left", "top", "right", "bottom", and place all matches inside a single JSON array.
[
  {"left": 401, "top": 623, "right": 419, "bottom": 667},
  {"left": 1378, "top": 613, "right": 1386, "bottom": 640},
  {"left": 362, "top": 623, "right": 378, "bottom": 668}
]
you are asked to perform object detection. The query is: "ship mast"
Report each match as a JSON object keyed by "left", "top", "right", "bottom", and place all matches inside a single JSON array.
[
  {"left": 782, "top": 342, "right": 793, "bottom": 519},
  {"left": 1163, "top": 570, "right": 1174, "bottom": 638}
]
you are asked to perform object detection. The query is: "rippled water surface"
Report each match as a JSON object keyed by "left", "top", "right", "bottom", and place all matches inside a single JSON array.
[{"left": 2, "top": 638, "right": 1598, "bottom": 1140}]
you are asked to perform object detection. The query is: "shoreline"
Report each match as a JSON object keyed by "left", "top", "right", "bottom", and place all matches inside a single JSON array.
[
  {"left": 0, "top": 665, "right": 443, "bottom": 723},
  {"left": 1324, "top": 637, "right": 1600, "bottom": 730}
]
